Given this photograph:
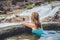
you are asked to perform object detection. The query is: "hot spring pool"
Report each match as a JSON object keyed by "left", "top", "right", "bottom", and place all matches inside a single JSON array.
[{"left": 4, "top": 30, "right": 60, "bottom": 40}]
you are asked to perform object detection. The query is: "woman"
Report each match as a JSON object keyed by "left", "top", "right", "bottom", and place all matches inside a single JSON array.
[{"left": 22, "top": 12, "right": 49, "bottom": 38}]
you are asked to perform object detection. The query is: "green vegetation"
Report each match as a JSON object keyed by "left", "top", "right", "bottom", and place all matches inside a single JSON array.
[
  {"left": 0, "top": 15, "right": 7, "bottom": 19},
  {"left": 26, "top": 4, "right": 35, "bottom": 9},
  {"left": 48, "top": 0, "right": 54, "bottom": 3}
]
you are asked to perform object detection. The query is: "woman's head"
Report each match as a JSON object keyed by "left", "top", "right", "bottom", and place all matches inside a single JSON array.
[
  {"left": 31, "top": 12, "right": 41, "bottom": 28},
  {"left": 31, "top": 12, "right": 39, "bottom": 22}
]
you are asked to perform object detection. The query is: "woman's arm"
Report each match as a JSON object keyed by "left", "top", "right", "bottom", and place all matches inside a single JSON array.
[{"left": 22, "top": 22, "right": 34, "bottom": 29}]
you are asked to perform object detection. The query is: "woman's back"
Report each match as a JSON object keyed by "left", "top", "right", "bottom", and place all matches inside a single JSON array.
[{"left": 32, "top": 28, "right": 49, "bottom": 37}]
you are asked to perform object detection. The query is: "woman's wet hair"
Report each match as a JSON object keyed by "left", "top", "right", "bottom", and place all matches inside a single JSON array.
[{"left": 31, "top": 12, "right": 41, "bottom": 28}]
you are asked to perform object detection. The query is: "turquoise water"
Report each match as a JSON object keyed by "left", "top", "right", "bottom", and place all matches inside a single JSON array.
[{"left": 45, "top": 30, "right": 60, "bottom": 40}]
